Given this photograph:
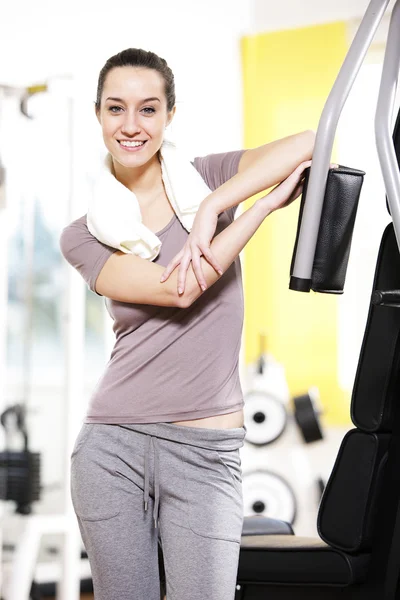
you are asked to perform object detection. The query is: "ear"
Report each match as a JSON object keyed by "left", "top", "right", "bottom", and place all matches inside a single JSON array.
[{"left": 166, "top": 105, "right": 176, "bottom": 128}]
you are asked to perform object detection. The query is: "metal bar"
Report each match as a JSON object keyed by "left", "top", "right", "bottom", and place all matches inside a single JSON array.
[
  {"left": 375, "top": 0, "right": 400, "bottom": 254},
  {"left": 291, "top": 0, "right": 390, "bottom": 286}
]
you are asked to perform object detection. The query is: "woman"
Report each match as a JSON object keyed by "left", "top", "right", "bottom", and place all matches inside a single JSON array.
[{"left": 60, "top": 48, "right": 318, "bottom": 600}]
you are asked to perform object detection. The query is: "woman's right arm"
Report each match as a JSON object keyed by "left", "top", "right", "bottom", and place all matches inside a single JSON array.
[{"left": 94, "top": 199, "right": 270, "bottom": 307}]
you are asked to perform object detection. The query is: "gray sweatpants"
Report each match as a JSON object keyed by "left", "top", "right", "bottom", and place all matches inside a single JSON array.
[{"left": 70, "top": 421, "right": 247, "bottom": 600}]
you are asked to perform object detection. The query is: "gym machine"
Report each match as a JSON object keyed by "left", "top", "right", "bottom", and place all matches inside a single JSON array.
[{"left": 232, "top": 0, "right": 400, "bottom": 598}]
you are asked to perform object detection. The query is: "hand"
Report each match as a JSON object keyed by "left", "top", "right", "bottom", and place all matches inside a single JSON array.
[
  {"left": 159, "top": 201, "right": 224, "bottom": 295},
  {"left": 258, "top": 160, "right": 338, "bottom": 213}
]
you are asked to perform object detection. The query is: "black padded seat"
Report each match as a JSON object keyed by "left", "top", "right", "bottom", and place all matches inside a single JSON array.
[
  {"left": 238, "top": 535, "right": 370, "bottom": 586},
  {"left": 242, "top": 515, "right": 294, "bottom": 536}
]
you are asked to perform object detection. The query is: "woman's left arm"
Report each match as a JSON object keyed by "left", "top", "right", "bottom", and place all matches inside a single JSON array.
[{"left": 160, "top": 129, "right": 316, "bottom": 293}]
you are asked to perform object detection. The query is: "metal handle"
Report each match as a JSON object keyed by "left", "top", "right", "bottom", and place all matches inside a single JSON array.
[
  {"left": 375, "top": 0, "right": 400, "bottom": 253},
  {"left": 290, "top": 0, "right": 391, "bottom": 288}
]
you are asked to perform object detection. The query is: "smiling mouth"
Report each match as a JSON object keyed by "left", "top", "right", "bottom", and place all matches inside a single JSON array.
[{"left": 118, "top": 140, "right": 147, "bottom": 146}]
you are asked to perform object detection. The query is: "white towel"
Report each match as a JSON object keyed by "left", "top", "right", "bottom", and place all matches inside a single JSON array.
[{"left": 86, "top": 139, "right": 212, "bottom": 261}]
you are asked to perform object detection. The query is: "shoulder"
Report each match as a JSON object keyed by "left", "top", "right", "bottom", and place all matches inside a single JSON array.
[
  {"left": 59, "top": 212, "right": 116, "bottom": 262},
  {"left": 60, "top": 213, "right": 117, "bottom": 258},
  {"left": 60, "top": 213, "right": 88, "bottom": 236},
  {"left": 191, "top": 149, "right": 246, "bottom": 192},
  {"left": 59, "top": 213, "right": 117, "bottom": 295},
  {"left": 59, "top": 214, "right": 92, "bottom": 255}
]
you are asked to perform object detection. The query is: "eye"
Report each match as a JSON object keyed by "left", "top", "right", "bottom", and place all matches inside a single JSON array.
[
  {"left": 142, "top": 107, "right": 156, "bottom": 114},
  {"left": 108, "top": 105, "right": 122, "bottom": 113}
]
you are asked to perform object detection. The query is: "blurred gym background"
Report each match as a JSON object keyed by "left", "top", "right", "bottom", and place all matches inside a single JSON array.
[{"left": 0, "top": 0, "right": 398, "bottom": 597}]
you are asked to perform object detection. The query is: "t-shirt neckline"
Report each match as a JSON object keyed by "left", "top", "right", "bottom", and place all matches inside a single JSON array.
[{"left": 155, "top": 213, "right": 176, "bottom": 236}]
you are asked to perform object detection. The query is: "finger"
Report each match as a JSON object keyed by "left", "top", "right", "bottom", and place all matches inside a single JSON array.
[
  {"left": 287, "top": 161, "right": 310, "bottom": 184},
  {"left": 286, "top": 181, "right": 304, "bottom": 205},
  {"left": 286, "top": 182, "right": 305, "bottom": 207},
  {"left": 299, "top": 160, "right": 312, "bottom": 173},
  {"left": 160, "top": 251, "right": 183, "bottom": 282},
  {"left": 200, "top": 246, "right": 223, "bottom": 276},
  {"left": 292, "top": 180, "right": 304, "bottom": 195},
  {"left": 191, "top": 249, "right": 207, "bottom": 291},
  {"left": 298, "top": 159, "right": 312, "bottom": 169},
  {"left": 177, "top": 254, "right": 192, "bottom": 294},
  {"left": 293, "top": 181, "right": 305, "bottom": 200}
]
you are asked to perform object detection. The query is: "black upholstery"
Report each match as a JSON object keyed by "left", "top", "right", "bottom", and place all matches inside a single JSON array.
[
  {"left": 290, "top": 165, "right": 365, "bottom": 293},
  {"left": 351, "top": 224, "right": 400, "bottom": 432},
  {"left": 317, "top": 429, "right": 390, "bottom": 552}
]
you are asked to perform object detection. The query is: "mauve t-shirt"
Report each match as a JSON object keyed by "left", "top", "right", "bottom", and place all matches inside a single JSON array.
[{"left": 59, "top": 149, "right": 246, "bottom": 424}]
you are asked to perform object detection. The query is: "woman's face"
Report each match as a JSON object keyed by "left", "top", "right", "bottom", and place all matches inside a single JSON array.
[{"left": 96, "top": 66, "right": 175, "bottom": 169}]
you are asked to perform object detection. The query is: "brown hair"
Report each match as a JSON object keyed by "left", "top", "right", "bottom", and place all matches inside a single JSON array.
[{"left": 95, "top": 48, "right": 176, "bottom": 113}]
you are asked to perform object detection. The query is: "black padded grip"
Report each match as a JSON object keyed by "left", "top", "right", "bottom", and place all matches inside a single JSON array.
[{"left": 290, "top": 165, "right": 365, "bottom": 294}]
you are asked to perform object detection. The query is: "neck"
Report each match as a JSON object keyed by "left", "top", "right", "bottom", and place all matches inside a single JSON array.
[{"left": 111, "top": 151, "right": 163, "bottom": 197}]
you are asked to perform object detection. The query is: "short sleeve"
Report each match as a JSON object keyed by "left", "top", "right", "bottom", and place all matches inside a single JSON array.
[
  {"left": 59, "top": 215, "right": 117, "bottom": 297},
  {"left": 191, "top": 149, "right": 246, "bottom": 220}
]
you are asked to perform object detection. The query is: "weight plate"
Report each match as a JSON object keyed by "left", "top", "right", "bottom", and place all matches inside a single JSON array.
[
  {"left": 242, "top": 469, "right": 297, "bottom": 524},
  {"left": 293, "top": 388, "right": 324, "bottom": 444},
  {"left": 243, "top": 390, "right": 287, "bottom": 446}
]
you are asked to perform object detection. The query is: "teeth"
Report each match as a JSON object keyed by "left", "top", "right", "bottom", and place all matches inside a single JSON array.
[{"left": 120, "top": 140, "right": 145, "bottom": 147}]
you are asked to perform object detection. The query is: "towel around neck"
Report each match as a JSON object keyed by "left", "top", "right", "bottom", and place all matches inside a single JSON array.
[{"left": 86, "top": 139, "right": 212, "bottom": 260}]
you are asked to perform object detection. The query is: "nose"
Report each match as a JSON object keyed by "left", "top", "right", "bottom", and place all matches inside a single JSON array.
[{"left": 120, "top": 110, "right": 141, "bottom": 136}]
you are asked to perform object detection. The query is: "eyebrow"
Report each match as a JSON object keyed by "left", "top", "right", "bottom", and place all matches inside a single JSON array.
[{"left": 105, "top": 96, "right": 161, "bottom": 103}]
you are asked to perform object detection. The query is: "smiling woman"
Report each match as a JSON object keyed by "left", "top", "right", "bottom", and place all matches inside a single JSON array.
[
  {"left": 94, "top": 63, "right": 176, "bottom": 198},
  {"left": 59, "top": 46, "right": 314, "bottom": 600}
]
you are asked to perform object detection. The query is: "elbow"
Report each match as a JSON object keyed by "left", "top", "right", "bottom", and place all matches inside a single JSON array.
[
  {"left": 177, "top": 288, "right": 194, "bottom": 309},
  {"left": 178, "top": 281, "right": 206, "bottom": 308}
]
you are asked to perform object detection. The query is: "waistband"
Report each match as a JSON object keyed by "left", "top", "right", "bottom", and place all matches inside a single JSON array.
[
  {"left": 116, "top": 422, "right": 247, "bottom": 531},
  {"left": 118, "top": 421, "right": 247, "bottom": 451}
]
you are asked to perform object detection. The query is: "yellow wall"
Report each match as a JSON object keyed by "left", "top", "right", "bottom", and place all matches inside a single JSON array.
[{"left": 241, "top": 22, "right": 351, "bottom": 426}]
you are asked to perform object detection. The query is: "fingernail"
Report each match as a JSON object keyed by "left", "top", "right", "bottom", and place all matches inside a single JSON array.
[
  {"left": 160, "top": 276, "right": 165, "bottom": 282},
  {"left": 201, "top": 285, "right": 206, "bottom": 292},
  {"left": 218, "top": 270, "right": 223, "bottom": 276},
  {"left": 178, "top": 288, "right": 183, "bottom": 294}
]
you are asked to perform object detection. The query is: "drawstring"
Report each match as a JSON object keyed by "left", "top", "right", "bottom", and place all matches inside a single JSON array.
[{"left": 144, "top": 435, "right": 160, "bottom": 529}]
